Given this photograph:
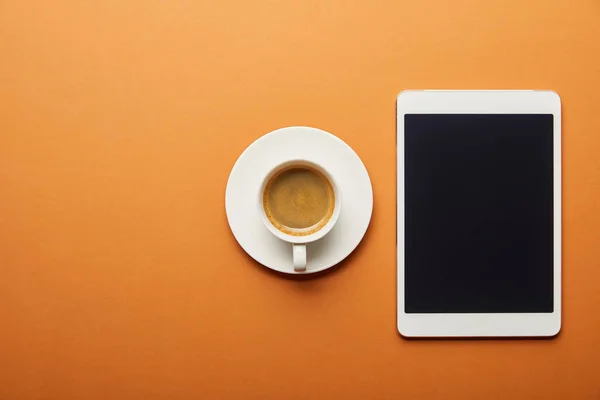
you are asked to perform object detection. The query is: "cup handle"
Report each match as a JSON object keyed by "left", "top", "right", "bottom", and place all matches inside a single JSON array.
[{"left": 293, "top": 244, "right": 307, "bottom": 272}]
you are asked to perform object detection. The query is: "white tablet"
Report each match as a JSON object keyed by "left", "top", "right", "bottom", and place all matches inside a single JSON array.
[{"left": 397, "top": 90, "right": 561, "bottom": 338}]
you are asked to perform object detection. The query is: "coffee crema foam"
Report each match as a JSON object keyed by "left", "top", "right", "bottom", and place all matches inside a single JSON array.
[{"left": 262, "top": 166, "right": 335, "bottom": 236}]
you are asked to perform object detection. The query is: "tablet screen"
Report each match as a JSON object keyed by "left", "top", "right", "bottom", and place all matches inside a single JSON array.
[{"left": 404, "top": 114, "right": 554, "bottom": 313}]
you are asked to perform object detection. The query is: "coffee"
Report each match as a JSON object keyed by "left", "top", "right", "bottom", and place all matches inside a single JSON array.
[{"left": 263, "top": 166, "right": 335, "bottom": 236}]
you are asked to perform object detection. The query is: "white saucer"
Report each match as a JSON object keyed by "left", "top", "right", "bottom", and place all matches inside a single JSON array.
[{"left": 225, "top": 126, "right": 373, "bottom": 274}]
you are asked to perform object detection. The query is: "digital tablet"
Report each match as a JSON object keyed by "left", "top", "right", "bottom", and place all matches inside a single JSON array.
[{"left": 397, "top": 90, "right": 561, "bottom": 337}]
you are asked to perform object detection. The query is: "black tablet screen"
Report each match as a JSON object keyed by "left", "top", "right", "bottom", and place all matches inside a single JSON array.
[{"left": 404, "top": 114, "right": 554, "bottom": 313}]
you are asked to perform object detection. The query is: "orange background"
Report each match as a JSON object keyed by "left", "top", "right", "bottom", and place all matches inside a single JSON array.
[{"left": 1, "top": 0, "right": 600, "bottom": 398}]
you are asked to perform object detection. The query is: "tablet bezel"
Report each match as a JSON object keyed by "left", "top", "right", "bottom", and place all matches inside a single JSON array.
[{"left": 396, "top": 90, "right": 561, "bottom": 337}]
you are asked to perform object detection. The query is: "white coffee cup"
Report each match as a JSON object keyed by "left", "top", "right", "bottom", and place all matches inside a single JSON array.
[{"left": 257, "top": 160, "right": 342, "bottom": 272}]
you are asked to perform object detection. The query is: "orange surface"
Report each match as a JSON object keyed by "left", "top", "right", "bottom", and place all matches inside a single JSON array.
[{"left": 1, "top": 0, "right": 599, "bottom": 398}]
